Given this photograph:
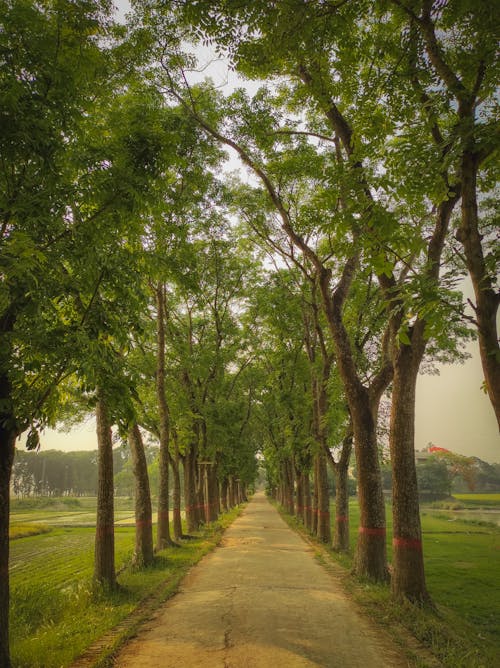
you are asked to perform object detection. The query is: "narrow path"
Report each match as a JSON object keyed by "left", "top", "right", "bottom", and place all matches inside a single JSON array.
[{"left": 113, "top": 492, "right": 410, "bottom": 667}]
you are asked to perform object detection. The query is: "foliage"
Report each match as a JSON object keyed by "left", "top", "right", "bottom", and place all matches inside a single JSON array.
[{"left": 416, "top": 457, "right": 452, "bottom": 498}]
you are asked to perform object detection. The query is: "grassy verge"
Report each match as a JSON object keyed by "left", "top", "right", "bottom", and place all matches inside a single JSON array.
[
  {"left": 277, "top": 499, "right": 500, "bottom": 668},
  {"left": 10, "top": 505, "right": 243, "bottom": 668}
]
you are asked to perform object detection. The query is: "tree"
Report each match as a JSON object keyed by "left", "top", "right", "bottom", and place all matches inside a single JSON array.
[
  {"left": 128, "top": 424, "right": 154, "bottom": 566},
  {"left": 390, "top": 0, "right": 500, "bottom": 431},
  {"left": 0, "top": 1, "right": 118, "bottom": 661},
  {"left": 94, "top": 391, "right": 116, "bottom": 587},
  {"left": 163, "top": 0, "right": 477, "bottom": 602},
  {"left": 416, "top": 458, "right": 452, "bottom": 499}
]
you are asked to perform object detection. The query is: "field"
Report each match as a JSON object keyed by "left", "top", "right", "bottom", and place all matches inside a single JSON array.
[
  {"left": 9, "top": 497, "right": 238, "bottom": 668},
  {"left": 9, "top": 495, "right": 500, "bottom": 668},
  {"left": 452, "top": 492, "right": 500, "bottom": 507},
  {"left": 312, "top": 496, "right": 500, "bottom": 668}
]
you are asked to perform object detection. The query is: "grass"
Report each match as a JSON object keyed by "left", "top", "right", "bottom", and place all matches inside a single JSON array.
[
  {"left": 280, "top": 499, "right": 500, "bottom": 668},
  {"left": 9, "top": 504, "right": 243, "bottom": 668},
  {"left": 452, "top": 493, "right": 500, "bottom": 508},
  {"left": 9, "top": 523, "right": 52, "bottom": 540}
]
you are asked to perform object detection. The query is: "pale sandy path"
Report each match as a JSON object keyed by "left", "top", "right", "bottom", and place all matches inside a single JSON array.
[{"left": 113, "top": 492, "right": 411, "bottom": 667}]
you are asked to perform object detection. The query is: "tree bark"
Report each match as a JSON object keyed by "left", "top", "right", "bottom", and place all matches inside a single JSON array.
[
  {"left": 206, "top": 463, "right": 219, "bottom": 521},
  {"left": 128, "top": 424, "right": 154, "bottom": 567},
  {"left": 282, "top": 459, "right": 294, "bottom": 514},
  {"left": 156, "top": 284, "right": 173, "bottom": 549},
  {"left": 459, "top": 151, "right": 500, "bottom": 430},
  {"left": 184, "top": 447, "right": 200, "bottom": 532},
  {"left": 171, "top": 432, "right": 183, "bottom": 541},
  {"left": 333, "top": 432, "right": 353, "bottom": 552},
  {"left": 295, "top": 465, "right": 304, "bottom": 522},
  {"left": 302, "top": 471, "right": 312, "bottom": 530},
  {"left": 390, "top": 344, "right": 430, "bottom": 603},
  {"left": 315, "top": 450, "right": 331, "bottom": 543},
  {"left": 94, "top": 393, "right": 116, "bottom": 588},
  {"left": 220, "top": 477, "right": 229, "bottom": 512}
]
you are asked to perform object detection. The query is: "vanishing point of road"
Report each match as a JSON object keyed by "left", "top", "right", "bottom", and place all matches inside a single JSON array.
[{"left": 113, "top": 492, "right": 411, "bottom": 668}]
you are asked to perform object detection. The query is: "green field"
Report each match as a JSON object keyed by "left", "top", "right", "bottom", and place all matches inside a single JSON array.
[
  {"left": 9, "top": 498, "right": 239, "bottom": 668},
  {"left": 315, "top": 498, "right": 500, "bottom": 668},
  {"left": 452, "top": 492, "right": 500, "bottom": 507},
  {"left": 9, "top": 496, "right": 500, "bottom": 667}
]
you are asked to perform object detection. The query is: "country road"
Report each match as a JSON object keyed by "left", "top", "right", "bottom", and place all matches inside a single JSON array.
[{"left": 113, "top": 492, "right": 411, "bottom": 667}]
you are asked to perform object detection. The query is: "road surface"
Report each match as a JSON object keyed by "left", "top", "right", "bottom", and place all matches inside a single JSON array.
[{"left": 113, "top": 492, "right": 411, "bottom": 667}]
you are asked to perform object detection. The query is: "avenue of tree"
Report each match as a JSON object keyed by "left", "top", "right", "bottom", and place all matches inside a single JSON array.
[{"left": 0, "top": 1, "right": 498, "bottom": 666}]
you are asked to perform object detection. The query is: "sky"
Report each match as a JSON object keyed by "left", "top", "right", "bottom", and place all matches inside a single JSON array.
[{"left": 19, "top": 1, "right": 499, "bottom": 463}]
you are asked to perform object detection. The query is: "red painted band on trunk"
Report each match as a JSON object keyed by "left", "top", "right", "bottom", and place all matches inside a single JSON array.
[
  {"left": 336, "top": 516, "right": 348, "bottom": 522},
  {"left": 95, "top": 524, "right": 114, "bottom": 537},
  {"left": 358, "top": 526, "right": 386, "bottom": 536},
  {"left": 316, "top": 510, "right": 330, "bottom": 517},
  {"left": 157, "top": 511, "right": 170, "bottom": 519},
  {"left": 393, "top": 537, "right": 422, "bottom": 550},
  {"left": 136, "top": 519, "right": 153, "bottom": 528}
]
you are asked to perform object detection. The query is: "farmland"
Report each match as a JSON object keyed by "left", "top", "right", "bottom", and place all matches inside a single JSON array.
[
  {"left": 9, "top": 497, "right": 236, "bottom": 668},
  {"left": 9, "top": 494, "right": 500, "bottom": 668},
  {"left": 293, "top": 496, "right": 500, "bottom": 668}
]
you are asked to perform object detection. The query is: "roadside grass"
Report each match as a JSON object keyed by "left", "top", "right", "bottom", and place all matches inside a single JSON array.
[
  {"left": 10, "top": 505, "right": 242, "bottom": 668},
  {"left": 280, "top": 499, "right": 500, "bottom": 668}
]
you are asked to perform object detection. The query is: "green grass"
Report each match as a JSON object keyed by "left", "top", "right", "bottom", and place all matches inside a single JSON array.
[
  {"left": 9, "top": 505, "right": 243, "bottom": 668},
  {"left": 452, "top": 493, "right": 500, "bottom": 508},
  {"left": 9, "top": 524, "right": 52, "bottom": 540},
  {"left": 281, "top": 499, "right": 500, "bottom": 668}
]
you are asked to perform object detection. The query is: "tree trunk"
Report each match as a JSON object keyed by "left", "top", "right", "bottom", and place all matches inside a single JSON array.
[
  {"left": 207, "top": 463, "right": 219, "bottom": 521},
  {"left": 312, "top": 461, "right": 319, "bottom": 535},
  {"left": 196, "top": 462, "right": 205, "bottom": 521},
  {"left": 171, "top": 433, "right": 183, "bottom": 541},
  {"left": 183, "top": 448, "right": 199, "bottom": 533},
  {"left": 458, "top": 151, "right": 500, "bottom": 430},
  {"left": 295, "top": 466, "right": 304, "bottom": 522},
  {"left": 282, "top": 460, "right": 294, "bottom": 514},
  {"left": 334, "top": 464, "right": 350, "bottom": 552},
  {"left": 228, "top": 475, "right": 236, "bottom": 509},
  {"left": 0, "top": 420, "right": 16, "bottom": 668},
  {"left": 302, "top": 471, "right": 312, "bottom": 530},
  {"left": 128, "top": 424, "right": 153, "bottom": 567},
  {"left": 351, "top": 406, "right": 388, "bottom": 581},
  {"left": 333, "top": 431, "right": 352, "bottom": 552},
  {"left": 94, "top": 393, "right": 116, "bottom": 588},
  {"left": 220, "top": 477, "right": 229, "bottom": 512},
  {"left": 315, "top": 451, "right": 331, "bottom": 543},
  {"left": 156, "top": 283, "right": 173, "bottom": 549},
  {"left": 390, "top": 345, "right": 430, "bottom": 603}
]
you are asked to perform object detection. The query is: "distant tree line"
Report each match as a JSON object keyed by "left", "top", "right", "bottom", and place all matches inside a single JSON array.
[
  {"left": 381, "top": 455, "right": 500, "bottom": 501},
  {"left": 11, "top": 446, "right": 159, "bottom": 498}
]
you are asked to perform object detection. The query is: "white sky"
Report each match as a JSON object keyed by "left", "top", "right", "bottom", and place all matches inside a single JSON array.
[{"left": 23, "top": 1, "right": 498, "bottom": 464}]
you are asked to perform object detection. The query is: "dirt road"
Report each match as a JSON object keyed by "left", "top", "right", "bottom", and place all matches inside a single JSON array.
[{"left": 113, "top": 492, "right": 410, "bottom": 667}]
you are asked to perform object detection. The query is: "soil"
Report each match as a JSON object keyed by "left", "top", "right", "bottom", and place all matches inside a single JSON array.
[{"left": 112, "top": 492, "right": 414, "bottom": 667}]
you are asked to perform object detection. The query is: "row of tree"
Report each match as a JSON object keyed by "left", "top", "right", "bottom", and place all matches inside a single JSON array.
[
  {"left": 11, "top": 447, "right": 148, "bottom": 498},
  {"left": 158, "top": 0, "right": 498, "bottom": 605},
  {"left": 0, "top": 2, "right": 259, "bottom": 663},
  {"left": 1, "top": 1, "right": 498, "bottom": 665}
]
